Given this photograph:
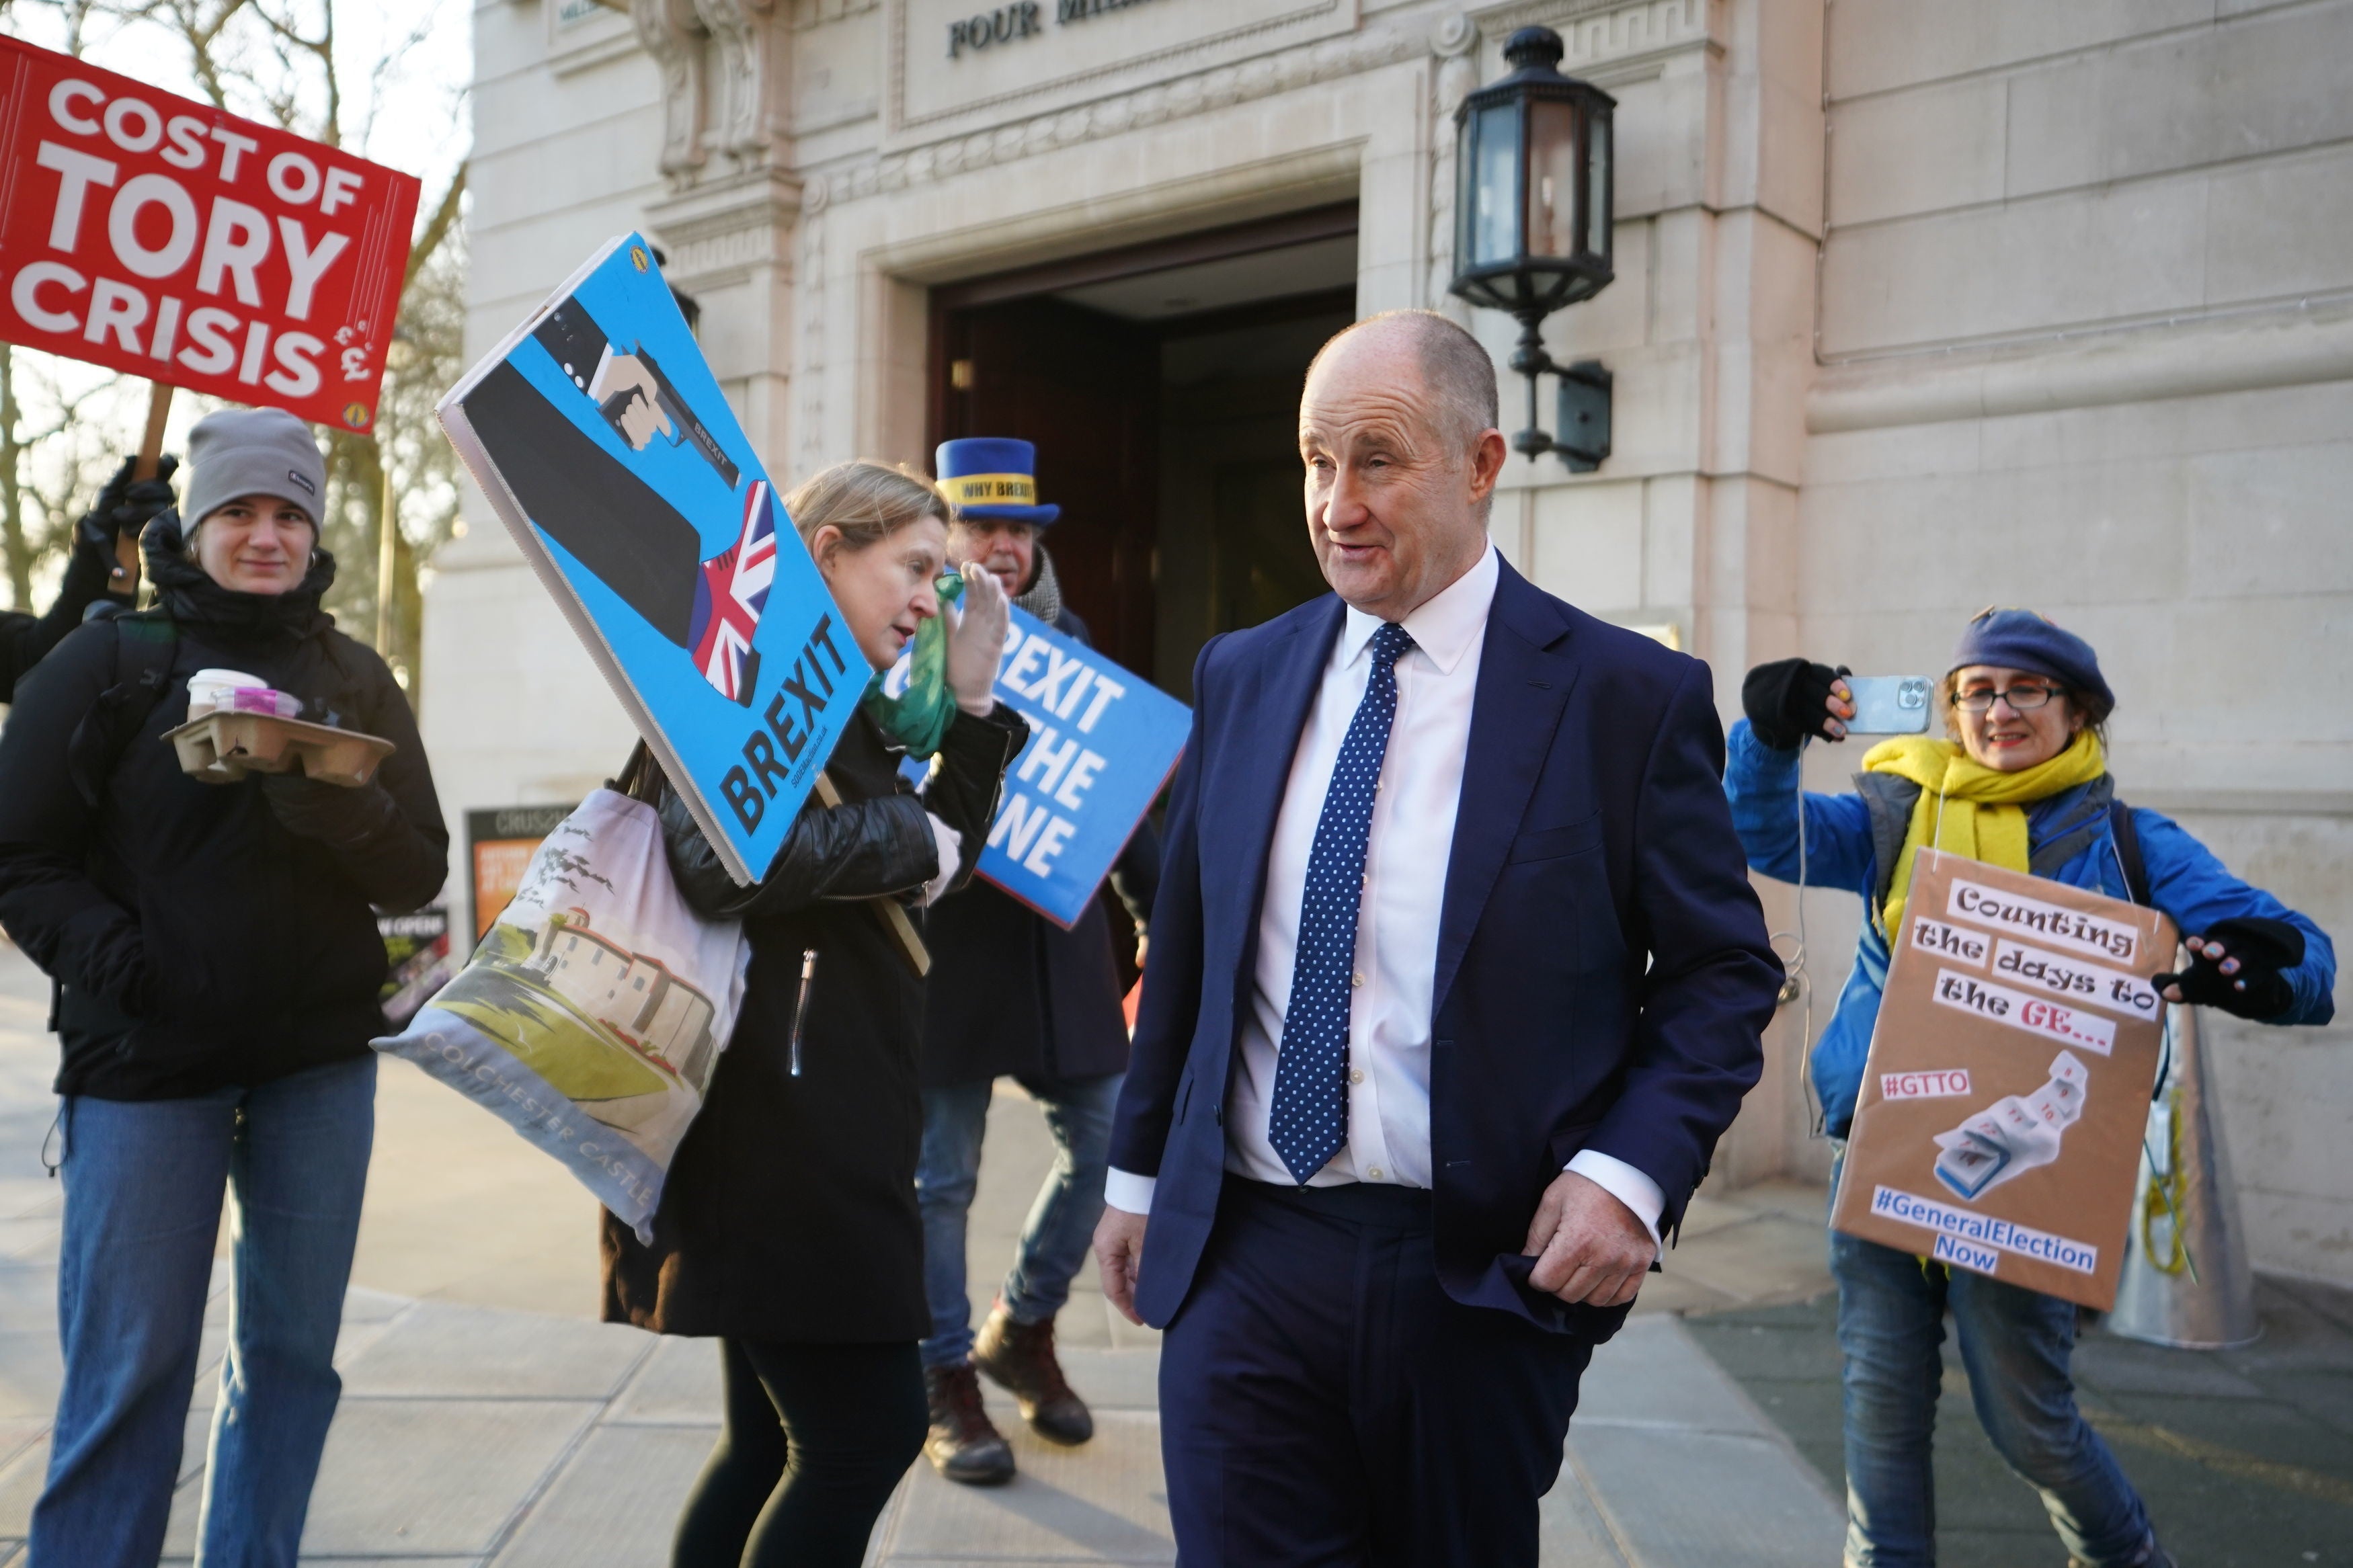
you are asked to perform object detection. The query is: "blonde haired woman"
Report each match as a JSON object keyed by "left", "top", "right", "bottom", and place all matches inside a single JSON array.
[{"left": 602, "top": 461, "right": 1023, "bottom": 1567}]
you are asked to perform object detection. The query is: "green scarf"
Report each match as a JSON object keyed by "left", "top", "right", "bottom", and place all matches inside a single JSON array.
[{"left": 860, "top": 570, "right": 965, "bottom": 759}]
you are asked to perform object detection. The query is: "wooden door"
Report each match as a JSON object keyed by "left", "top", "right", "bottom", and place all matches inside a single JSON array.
[{"left": 934, "top": 297, "right": 1160, "bottom": 677}]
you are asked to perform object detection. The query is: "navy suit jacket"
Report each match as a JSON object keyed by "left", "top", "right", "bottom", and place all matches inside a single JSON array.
[{"left": 1108, "top": 559, "right": 1784, "bottom": 1334}]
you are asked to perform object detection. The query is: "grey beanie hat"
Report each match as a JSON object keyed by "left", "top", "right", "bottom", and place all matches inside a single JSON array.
[{"left": 182, "top": 408, "right": 326, "bottom": 532}]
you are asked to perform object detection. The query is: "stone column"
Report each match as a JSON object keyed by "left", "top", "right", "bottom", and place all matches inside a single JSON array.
[
  {"left": 637, "top": 0, "right": 799, "bottom": 475},
  {"left": 1478, "top": 0, "right": 1827, "bottom": 1185}
]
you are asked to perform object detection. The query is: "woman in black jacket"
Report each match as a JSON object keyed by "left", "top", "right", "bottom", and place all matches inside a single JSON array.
[
  {"left": 600, "top": 460, "right": 1024, "bottom": 1568},
  {"left": 0, "top": 409, "right": 448, "bottom": 1568}
]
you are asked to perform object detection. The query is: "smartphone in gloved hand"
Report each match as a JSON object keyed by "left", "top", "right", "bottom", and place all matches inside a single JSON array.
[{"left": 1844, "top": 675, "right": 1934, "bottom": 735}]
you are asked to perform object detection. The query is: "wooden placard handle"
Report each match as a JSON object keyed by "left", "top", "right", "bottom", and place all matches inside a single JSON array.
[
  {"left": 813, "top": 771, "right": 931, "bottom": 979},
  {"left": 116, "top": 381, "right": 174, "bottom": 591}
]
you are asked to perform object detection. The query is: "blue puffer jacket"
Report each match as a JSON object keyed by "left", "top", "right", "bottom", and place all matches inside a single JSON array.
[{"left": 1723, "top": 720, "right": 2336, "bottom": 1137}]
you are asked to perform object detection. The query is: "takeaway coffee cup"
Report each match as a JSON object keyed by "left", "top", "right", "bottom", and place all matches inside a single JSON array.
[{"left": 188, "top": 669, "right": 300, "bottom": 719}]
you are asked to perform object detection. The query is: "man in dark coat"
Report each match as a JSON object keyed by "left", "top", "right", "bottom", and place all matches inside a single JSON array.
[
  {"left": 916, "top": 438, "right": 1159, "bottom": 1485},
  {"left": 0, "top": 455, "right": 175, "bottom": 702},
  {"left": 1093, "top": 314, "right": 1782, "bottom": 1565}
]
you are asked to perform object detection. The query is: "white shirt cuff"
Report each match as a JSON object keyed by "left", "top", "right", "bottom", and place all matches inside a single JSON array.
[
  {"left": 921, "top": 813, "right": 962, "bottom": 907},
  {"left": 1104, "top": 1167, "right": 1156, "bottom": 1216},
  {"left": 1566, "top": 1150, "right": 1665, "bottom": 1256}
]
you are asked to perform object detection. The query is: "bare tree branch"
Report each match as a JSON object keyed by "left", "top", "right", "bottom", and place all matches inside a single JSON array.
[
  {"left": 405, "top": 163, "right": 465, "bottom": 286},
  {"left": 356, "top": 3, "right": 437, "bottom": 151},
  {"left": 111, "top": 0, "right": 258, "bottom": 112},
  {"left": 249, "top": 0, "right": 335, "bottom": 143}
]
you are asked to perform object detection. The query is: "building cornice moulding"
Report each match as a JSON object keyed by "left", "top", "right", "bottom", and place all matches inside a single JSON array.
[
  {"left": 792, "top": 0, "right": 879, "bottom": 26},
  {"left": 1462, "top": 0, "right": 1720, "bottom": 95},
  {"left": 1808, "top": 295, "right": 2353, "bottom": 434},
  {"left": 804, "top": 0, "right": 1708, "bottom": 210},
  {"left": 1469, "top": 0, "right": 1717, "bottom": 71},
  {"left": 644, "top": 166, "right": 806, "bottom": 288}
]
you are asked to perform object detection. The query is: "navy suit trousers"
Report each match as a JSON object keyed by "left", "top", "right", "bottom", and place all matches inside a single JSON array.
[{"left": 1158, "top": 1180, "right": 1593, "bottom": 1567}]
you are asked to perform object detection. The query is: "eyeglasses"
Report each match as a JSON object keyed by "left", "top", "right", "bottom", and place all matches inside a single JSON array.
[{"left": 1954, "top": 684, "right": 2062, "bottom": 713}]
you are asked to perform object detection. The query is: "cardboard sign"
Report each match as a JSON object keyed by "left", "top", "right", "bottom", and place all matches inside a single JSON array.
[
  {"left": 0, "top": 36, "right": 420, "bottom": 431},
  {"left": 441, "top": 235, "right": 861, "bottom": 885},
  {"left": 894, "top": 606, "right": 1187, "bottom": 927},
  {"left": 1831, "top": 850, "right": 2176, "bottom": 1309}
]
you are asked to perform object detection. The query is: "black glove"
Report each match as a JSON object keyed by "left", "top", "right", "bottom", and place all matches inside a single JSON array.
[
  {"left": 74, "top": 454, "right": 179, "bottom": 553},
  {"left": 260, "top": 770, "right": 401, "bottom": 849},
  {"left": 1742, "top": 658, "right": 1849, "bottom": 750},
  {"left": 2152, "top": 916, "right": 2305, "bottom": 1020}
]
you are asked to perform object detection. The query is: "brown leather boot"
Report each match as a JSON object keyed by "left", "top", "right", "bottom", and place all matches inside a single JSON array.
[
  {"left": 971, "top": 1302, "right": 1093, "bottom": 1445},
  {"left": 923, "top": 1362, "right": 1014, "bottom": 1486}
]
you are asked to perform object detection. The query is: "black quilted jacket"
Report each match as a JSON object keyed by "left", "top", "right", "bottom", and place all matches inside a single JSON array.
[
  {"left": 602, "top": 702, "right": 1026, "bottom": 1342},
  {"left": 0, "top": 513, "right": 448, "bottom": 1099}
]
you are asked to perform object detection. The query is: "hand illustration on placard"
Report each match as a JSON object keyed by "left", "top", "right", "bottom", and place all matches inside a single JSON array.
[{"left": 459, "top": 296, "right": 776, "bottom": 705}]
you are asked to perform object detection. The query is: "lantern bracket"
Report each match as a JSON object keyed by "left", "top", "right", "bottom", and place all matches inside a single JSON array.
[{"left": 1505, "top": 313, "right": 1611, "bottom": 472}]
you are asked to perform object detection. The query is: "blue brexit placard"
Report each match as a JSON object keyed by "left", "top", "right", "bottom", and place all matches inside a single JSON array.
[
  {"left": 438, "top": 235, "right": 859, "bottom": 884},
  {"left": 898, "top": 607, "right": 1189, "bottom": 927}
]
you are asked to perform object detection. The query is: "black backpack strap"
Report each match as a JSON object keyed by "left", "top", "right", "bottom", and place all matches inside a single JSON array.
[
  {"left": 114, "top": 610, "right": 178, "bottom": 690},
  {"left": 66, "top": 612, "right": 177, "bottom": 809},
  {"left": 2108, "top": 797, "right": 2151, "bottom": 908}
]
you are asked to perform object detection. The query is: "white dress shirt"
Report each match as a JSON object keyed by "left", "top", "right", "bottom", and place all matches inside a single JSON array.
[{"left": 1105, "top": 546, "right": 1664, "bottom": 1248}]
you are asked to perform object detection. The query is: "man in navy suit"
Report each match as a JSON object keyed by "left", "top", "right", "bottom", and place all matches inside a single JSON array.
[{"left": 1092, "top": 311, "right": 1783, "bottom": 1565}]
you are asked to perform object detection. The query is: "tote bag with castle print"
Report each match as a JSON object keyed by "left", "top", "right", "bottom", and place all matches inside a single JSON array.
[{"left": 373, "top": 780, "right": 749, "bottom": 1241}]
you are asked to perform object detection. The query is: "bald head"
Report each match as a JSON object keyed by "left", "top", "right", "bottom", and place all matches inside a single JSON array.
[
  {"left": 1297, "top": 311, "right": 1509, "bottom": 620},
  {"left": 1306, "top": 311, "right": 1500, "bottom": 452}
]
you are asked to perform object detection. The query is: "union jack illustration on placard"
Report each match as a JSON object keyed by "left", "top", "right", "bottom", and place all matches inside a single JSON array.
[{"left": 689, "top": 480, "right": 780, "bottom": 705}]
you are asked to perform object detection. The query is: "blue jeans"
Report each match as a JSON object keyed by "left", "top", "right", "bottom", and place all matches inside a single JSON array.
[
  {"left": 31, "top": 1055, "right": 376, "bottom": 1568},
  {"left": 916, "top": 1072, "right": 1120, "bottom": 1370},
  {"left": 1830, "top": 1157, "right": 2155, "bottom": 1567}
]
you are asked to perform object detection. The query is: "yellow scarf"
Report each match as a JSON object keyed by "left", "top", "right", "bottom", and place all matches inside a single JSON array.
[{"left": 1862, "top": 731, "right": 2108, "bottom": 935}]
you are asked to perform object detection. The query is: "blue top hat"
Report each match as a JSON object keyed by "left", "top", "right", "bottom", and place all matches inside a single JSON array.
[{"left": 934, "top": 437, "right": 1060, "bottom": 526}]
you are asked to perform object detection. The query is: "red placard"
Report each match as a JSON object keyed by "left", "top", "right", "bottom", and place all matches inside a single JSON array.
[{"left": 0, "top": 36, "right": 420, "bottom": 432}]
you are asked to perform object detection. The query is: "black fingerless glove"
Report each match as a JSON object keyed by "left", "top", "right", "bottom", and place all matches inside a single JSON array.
[
  {"left": 74, "top": 454, "right": 179, "bottom": 553},
  {"left": 261, "top": 772, "right": 401, "bottom": 850},
  {"left": 1741, "top": 658, "right": 1848, "bottom": 751},
  {"left": 2152, "top": 915, "right": 2305, "bottom": 1020}
]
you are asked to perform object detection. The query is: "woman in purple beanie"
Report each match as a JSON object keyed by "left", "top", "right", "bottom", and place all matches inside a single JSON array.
[{"left": 1722, "top": 607, "right": 2334, "bottom": 1568}]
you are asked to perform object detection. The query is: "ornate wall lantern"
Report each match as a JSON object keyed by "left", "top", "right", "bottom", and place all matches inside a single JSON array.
[{"left": 1449, "top": 26, "right": 1617, "bottom": 471}]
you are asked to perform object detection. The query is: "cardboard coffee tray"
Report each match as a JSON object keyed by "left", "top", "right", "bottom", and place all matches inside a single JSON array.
[{"left": 165, "top": 710, "right": 396, "bottom": 788}]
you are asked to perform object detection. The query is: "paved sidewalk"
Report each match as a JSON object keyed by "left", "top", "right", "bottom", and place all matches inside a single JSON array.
[
  {"left": 1691, "top": 1276, "right": 2353, "bottom": 1568},
  {"left": 0, "top": 941, "right": 1853, "bottom": 1565}
]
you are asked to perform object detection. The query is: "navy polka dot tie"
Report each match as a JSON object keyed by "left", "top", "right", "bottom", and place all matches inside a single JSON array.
[{"left": 1269, "top": 621, "right": 1415, "bottom": 1185}]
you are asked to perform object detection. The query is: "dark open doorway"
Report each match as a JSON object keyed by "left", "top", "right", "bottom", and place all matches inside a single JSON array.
[{"left": 930, "top": 202, "right": 1356, "bottom": 697}]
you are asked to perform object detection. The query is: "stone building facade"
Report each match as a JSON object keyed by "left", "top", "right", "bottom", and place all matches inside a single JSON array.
[{"left": 437, "top": 0, "right": 2353, "bottom": 1283}]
